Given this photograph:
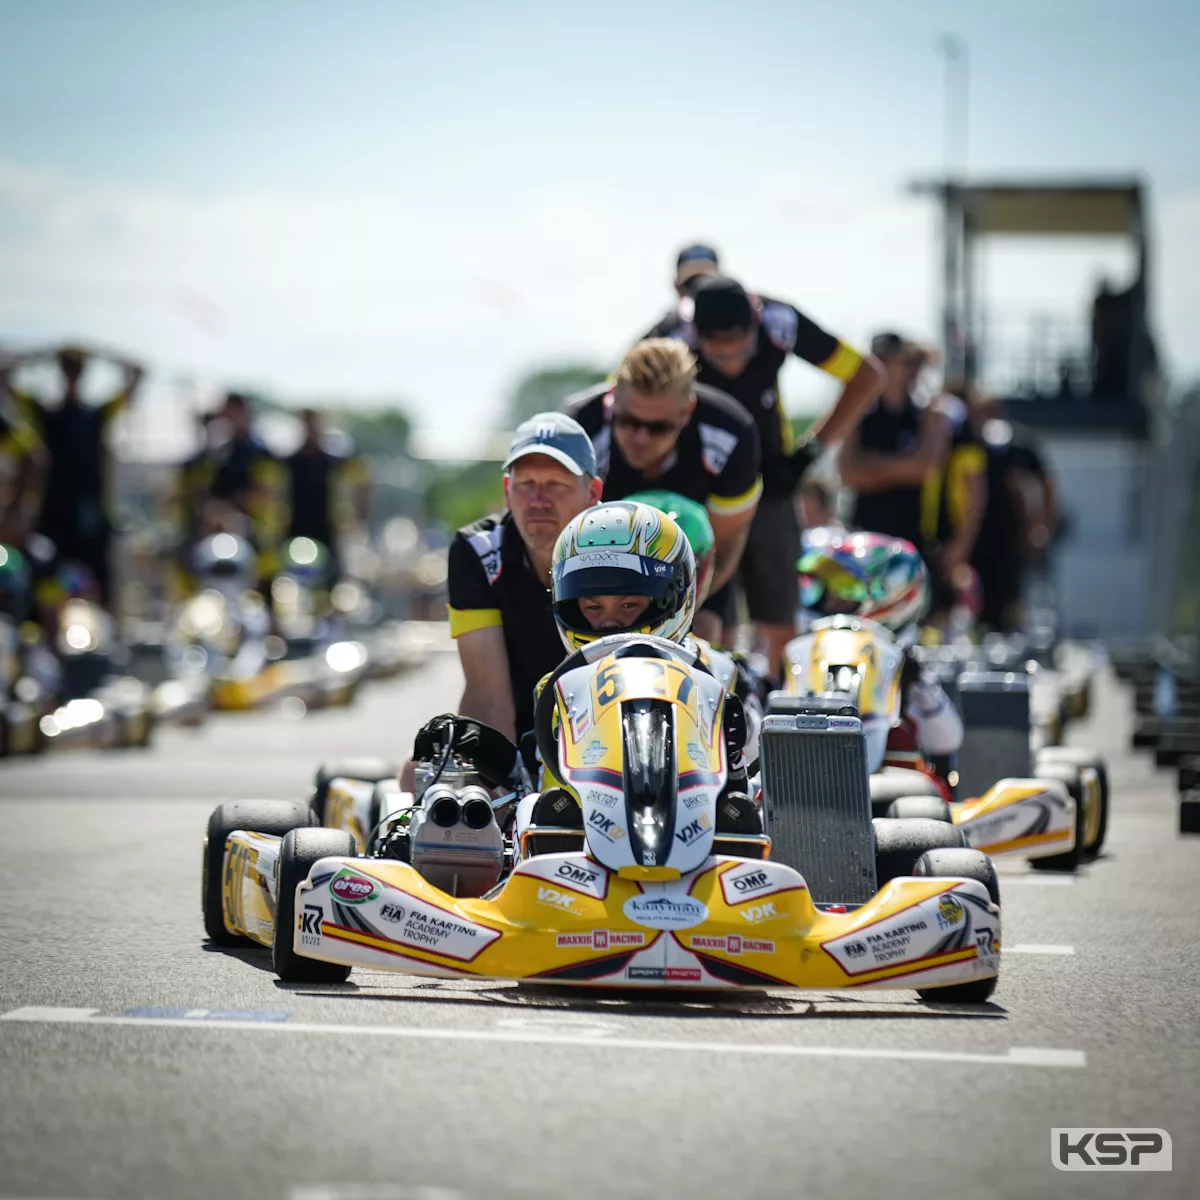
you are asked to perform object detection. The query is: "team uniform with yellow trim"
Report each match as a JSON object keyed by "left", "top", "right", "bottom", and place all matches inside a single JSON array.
[
  {"left": 446, "top": 510, "right": 566, "bottom": 741},
  {"left": 648, "top": 296, "right": 865, "bottom": 625}
]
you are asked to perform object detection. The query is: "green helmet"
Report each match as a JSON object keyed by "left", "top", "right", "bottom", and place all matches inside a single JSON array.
[{"left": 625, "top": 490, "right": 715, "bottom": 604}]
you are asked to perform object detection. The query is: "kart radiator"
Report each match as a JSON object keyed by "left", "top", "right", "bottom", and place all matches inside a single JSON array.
[
  {"left": 956, "top": 670, "right": 1032, "bottom": 800},
  {"left": 760, "top": 714, "right": 877, "bottom": 907}
]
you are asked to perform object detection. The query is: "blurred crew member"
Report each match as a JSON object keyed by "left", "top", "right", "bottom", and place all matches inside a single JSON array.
[
  {"left": 967, "top": 389, "right": 1058, "bottom": 632},
  {"left": 1, "top": 345, "right": 144, "bottom": 607},
  {"left": 647, "top": 275, "right": 884, "bottom": 675},
  {"left": 564, "top": 339, "right": 761, "bottom": 646},
  {"left": 839, "top": 333, "right": 986, "bottom": 612},
  {"left": 445, "top": 413, "right": 602, "bottom": 743},
  {"left": 285, "top": 408, "right": 370, "bottom": 573},
  {"left": 0, "top": 395, "right": 48, "bottom": 548},
  {"left": 206, "top": 392, "right": 287, "bottom": 570}
]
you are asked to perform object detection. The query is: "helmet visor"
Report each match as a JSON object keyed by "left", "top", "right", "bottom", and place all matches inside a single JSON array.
[{"left": 554, "top": 555, "right": 675, "bottom": 603}]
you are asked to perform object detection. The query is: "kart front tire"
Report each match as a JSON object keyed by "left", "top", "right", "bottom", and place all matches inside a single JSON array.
[
  {"left": 203, "top": 800, "right": 318, "bottom": 946},
  {"left": 912, "top": 847, "right": 1000, "bottom": 1004},
  {"left": 885, "top": 796, "right": 954, "bottom": 824},
  {"left": 273, "top": 827, "right": 356, "bottom": 984},
  {"left": 1028, "top": 763, "right": 1086, "bottom": 871},
  {"left": 1037, "top": 748, "right": 1109, "bottom": 857},
  {"left": 872, "top": 817, "right": 968, "bottom": 888}
]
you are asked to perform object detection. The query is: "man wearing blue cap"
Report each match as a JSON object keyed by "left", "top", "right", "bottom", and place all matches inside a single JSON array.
[{"left": 445, "top": 412, "right": 603, "bottom": 743}]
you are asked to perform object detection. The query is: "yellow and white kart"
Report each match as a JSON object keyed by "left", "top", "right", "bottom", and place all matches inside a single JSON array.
[
  {"left": 204, "top": 634, "right": 1002, "bottom": 1002},
  {"left": 773, "top": 616, "right": 1104, "bottom": 871}
]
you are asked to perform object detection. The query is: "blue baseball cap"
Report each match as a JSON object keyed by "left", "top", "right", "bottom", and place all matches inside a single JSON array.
[{"left": 503, "top": 412, "right": 597, "bottom": 478}]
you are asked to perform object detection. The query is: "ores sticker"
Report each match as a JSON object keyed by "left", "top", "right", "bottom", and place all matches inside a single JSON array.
[
  {"left": 587, "top": 810, "right": 626, "bottom": 843},
  {"left": 623, "top": 893, "right": 709, "bottom": 930},
  {"left": 556, "top": 929, "right": 645, "bottom": 951},
  {"left": 690, "top": 933, "right": 774, "bottom": 955},
  {"left": 377, "top": 899, "right": 501, "bottom": 962},
  {"left": 329, "top": 868, "right": 379, "bottom": 905}
]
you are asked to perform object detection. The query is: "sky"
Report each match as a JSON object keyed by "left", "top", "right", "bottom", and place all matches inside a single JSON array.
[{"left": 1, "top": 0, "right": 1197, "bottom": 458}]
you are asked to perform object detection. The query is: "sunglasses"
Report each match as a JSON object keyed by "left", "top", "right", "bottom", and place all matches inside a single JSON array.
[{"left": 612, "top": 411, "right": 681, "bottom": 437}]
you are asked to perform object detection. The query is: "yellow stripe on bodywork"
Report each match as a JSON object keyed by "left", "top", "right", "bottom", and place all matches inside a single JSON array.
[
  {"left": 708, "top": 476, "right": 763, "bottom": 516},
  {"left": 447, "top": 606, "right": 503, "bottom": 637},
  {"left": 818, "top": 341, "right": 864, "bottom": 383},
  {"left": 971, "top": 829, "right": 1071, "bottom": 856}
]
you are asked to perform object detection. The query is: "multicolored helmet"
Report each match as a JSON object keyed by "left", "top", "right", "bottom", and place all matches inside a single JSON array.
[
  {"left": 624, "top": 490, "right": 715, "bottom": 604},
  {"left": 797, "top": 530, "right": 930, "bottom": 633},
  {"left": 0, "top": 544, "right": 31, "bottom": 620},
  {"left": 551, "top": 501, "right": 696, "bottom": 653}
]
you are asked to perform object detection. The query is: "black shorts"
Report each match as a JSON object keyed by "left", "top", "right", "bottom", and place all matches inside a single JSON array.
[{"left": 741, "top": 496, "right": 801, "bottom": 624}]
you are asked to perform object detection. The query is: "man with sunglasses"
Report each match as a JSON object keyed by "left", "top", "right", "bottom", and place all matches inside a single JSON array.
[
  {"left": 647, "top": 275, "right": 884, "bottom": 677},
  {"left": 564, "top": 339, "right": 761, "bottom": 645}
]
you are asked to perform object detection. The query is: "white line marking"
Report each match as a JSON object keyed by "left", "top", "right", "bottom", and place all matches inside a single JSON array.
[
  {"left": 183, "top": 1008, "right": 210, "bottom": 1018},
  {"left": 0, "top": 1006, "right": 1086, "bottom": 1069},
  {"left": 1006, "top": 944, "right": 1076, "bottom": 956}
]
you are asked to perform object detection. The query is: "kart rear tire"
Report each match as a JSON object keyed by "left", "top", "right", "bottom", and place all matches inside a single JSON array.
[
  {"left": 203, "top": 800, "right": 318, "bottom": 946},
  {"left": 885, "top": 796, "right": 954, "bottom": 824},
  {"left": 1028, "top": 763, "right": 1086, "bottom": 871},
  {"left": 1036, "top": 748, "right": 1109, "bottom": 856},
  {"left": 872, "top": 817, "right": 968, "bottom": 888},
  {"left": 273, "top": 827, "right": 356, "bottom": 984},
  {"left": 311, "top": 758, "right": 398, "bottom": 823},
  {"left": 912, "top": 847, "right": 1000, "bottom": 1004},
  {"left": 869, "top": 770, "right": 941, "bottom": 818}
]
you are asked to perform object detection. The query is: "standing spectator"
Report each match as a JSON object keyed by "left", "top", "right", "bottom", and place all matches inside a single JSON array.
[
  {"left": 564, "top": 338, "right": 761, "bottom": 646},
  {"left": 285, "top": 408, "right": 371, "bottom": 575},
  {"left": 648, "top": 276, "right": 883, "bottom": 676},
  {"left": 1, "top": 345, "right": 143, "bottom": 607}
]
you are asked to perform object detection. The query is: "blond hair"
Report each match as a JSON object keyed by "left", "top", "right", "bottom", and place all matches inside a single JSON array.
[{"left": 616, "top": 338, "right": 697, "bottom": 403}]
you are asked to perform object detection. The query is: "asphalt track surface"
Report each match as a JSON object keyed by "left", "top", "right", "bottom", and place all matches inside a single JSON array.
[{"left": 1, "top": 645, "right": 1197, "bottom": 1200}]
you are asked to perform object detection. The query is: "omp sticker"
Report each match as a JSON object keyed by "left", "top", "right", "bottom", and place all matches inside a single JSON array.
[
  {"left": 718, "top": 861, "right": 807, "bottom": 907},
  {"left": 514, "top": 856, "right": 610, "bottom": 900},
  {"left": 624, "top": 893, "right": 708, "bottom": 930}
]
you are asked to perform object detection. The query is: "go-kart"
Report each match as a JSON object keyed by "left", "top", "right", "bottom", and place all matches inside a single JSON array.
[
  {"left": 204, "top": 633, "right": 1001, "bottom": 1002},
  {"left": 772, "top": 615, "right": 1106, "bottom": 871},
  {"left": 163, "top": 534, "right": 366, "bottom": 712}
]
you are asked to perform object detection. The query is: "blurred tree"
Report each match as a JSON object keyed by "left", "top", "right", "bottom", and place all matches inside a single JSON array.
[
  {"left": 424, "top": 460, "right": 505, "bottom": 534},
  {"left": 507, "top": 364, "right": 609, "bottom": 426}
]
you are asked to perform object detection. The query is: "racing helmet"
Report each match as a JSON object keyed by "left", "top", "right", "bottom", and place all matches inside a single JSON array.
[
  {"left": 798, "top": 531, "right": 929, "bottom": 634},
  {"left": 624, "top": 490, "right": 715, "bottom": 604},
  {"left": 552, "top": 501, "right": 696, "bottom": 653},
  {"left": 192, "top": 532, "right": 257, "bottom": 588},
  {"left": 0, "top": 545, "right": 31, "bottom": 620}
]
